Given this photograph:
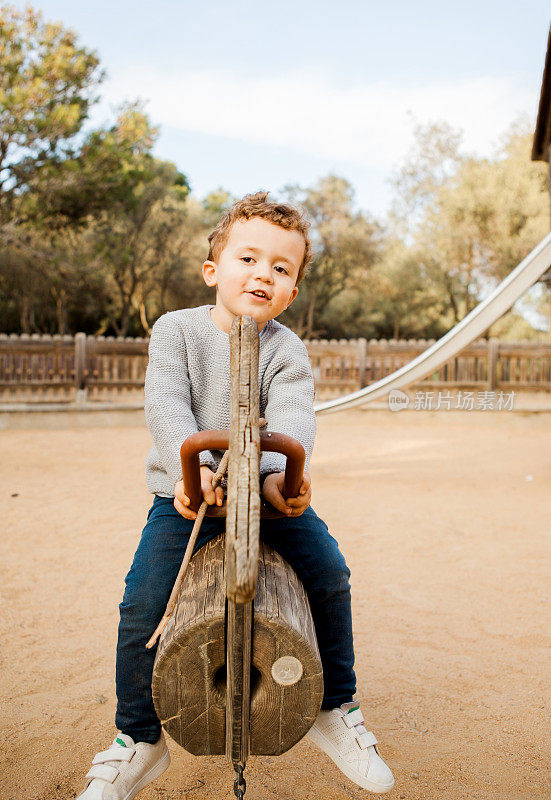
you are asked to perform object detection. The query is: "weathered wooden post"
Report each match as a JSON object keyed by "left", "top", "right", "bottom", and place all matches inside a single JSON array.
[
  {"left": 487, "top": 337, "right": 499, "bottom": 391},
  {"left": 74, "top": 332, "right": 87, "bottom": 403},
  {"left": 358, "top": 337, "right": 367, "bottom": 389},
  {"left": 225, "top": 315, "right": 259, "bottom": 769}
]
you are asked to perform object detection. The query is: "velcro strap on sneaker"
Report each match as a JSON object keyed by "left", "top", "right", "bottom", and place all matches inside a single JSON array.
[
  {"left": 85, "top": 763, "right": 119, "bottom": 783},
  {"left": 355, "top": 730, "right": 378, "bottom": 749},
  {"left": 343, "top": 708, "right": 365, "bottom": 728},
  {"left": 92, "top": 747, "right": 134, "bottom": 764}
]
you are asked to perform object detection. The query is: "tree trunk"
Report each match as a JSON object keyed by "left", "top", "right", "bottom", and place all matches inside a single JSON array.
[
  {"left": 18, "top": 294, "right": 39, "bottom": 333},
  {"left": 465, "top": 284, "right": 473, "bottom": 315},
  {"left": 305, "top": 286, "right": 318, "bottom": 338},
  {"left": 447, "top": 284, "right": 459, "bottom": 324},
  {"left": 19, "top": 295, "right": 31, "bottom": 334},
  {"left": 54, "top": 290, "right": 67, "bottom": 335},
  {"left": 114, "top": 301, "right": 130, "bottom": 337},
  {"left": 139, "top": 301, "right": 150, "bottom": 335},
  {"left": 295, "top": 307, "right": 307, "bottom": 339}
]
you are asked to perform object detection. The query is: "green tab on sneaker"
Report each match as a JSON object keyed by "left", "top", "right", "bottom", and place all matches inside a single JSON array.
[
  {"left": 116, "top": 737, "right": 127, "bottom": 747},
  {"left": 346, "top": 704, "right": 360, "bottom": 714}
]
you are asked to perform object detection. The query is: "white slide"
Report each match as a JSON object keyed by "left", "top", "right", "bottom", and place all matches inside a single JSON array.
[{"left": 314, "top": 232, "right": 551, "bottom": 415}]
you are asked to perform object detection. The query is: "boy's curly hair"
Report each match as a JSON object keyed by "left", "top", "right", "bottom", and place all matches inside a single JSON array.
[{"left": 207, "top": 191, "right": 312, "bottom": 285}]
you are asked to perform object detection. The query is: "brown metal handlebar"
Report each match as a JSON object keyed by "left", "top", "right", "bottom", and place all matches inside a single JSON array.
[{"left": 180, "top": 429, "right": 305, "bottom": 515}]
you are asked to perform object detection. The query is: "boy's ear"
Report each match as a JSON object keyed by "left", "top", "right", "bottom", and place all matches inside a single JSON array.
[
  {"left": 202, "top": 260, "right": 217, "bottom": 288},
  {"left": 285, "top": 286, "right": 299, "bottom": 309}
]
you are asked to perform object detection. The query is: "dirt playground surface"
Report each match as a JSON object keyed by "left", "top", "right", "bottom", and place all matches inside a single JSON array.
[{"left": 1, "top": 409, "right": 549, "bottom": 800}]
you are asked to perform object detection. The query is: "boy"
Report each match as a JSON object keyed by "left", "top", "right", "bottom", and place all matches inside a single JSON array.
[{"left": 77, "top": 192, "right": 394, "bottom": 799}]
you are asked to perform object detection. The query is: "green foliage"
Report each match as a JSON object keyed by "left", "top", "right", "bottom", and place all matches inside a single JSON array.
[
  {"left": 0, "top": 4, "right": 194, "bottom": 335},
  {"left": 0, "top": 4, "right": 103, "bottom": 222},
  {"left": 489, "top": 308, "right": 549, "bottom": 341},
  {"left": 202, "top": 188, "right": 235, "bottom": 227},
  {"left": 89, "top": 153, "right": 194, "bottom": 335}
]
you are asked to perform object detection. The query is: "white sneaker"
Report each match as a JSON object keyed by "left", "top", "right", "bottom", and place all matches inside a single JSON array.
[
  {"left": 77, "top": 732, "right": 170, "bottom": 800},
  {"left": 306, "top": 701, "right": 395, "bottom": 794}
]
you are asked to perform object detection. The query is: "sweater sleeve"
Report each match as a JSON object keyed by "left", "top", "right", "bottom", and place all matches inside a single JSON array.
[
  {"left": 260, "top": 338, "right": 316, "bottom": 479},
  {"left": 144, "top": 313, "right": 215, "bottom": 488}
]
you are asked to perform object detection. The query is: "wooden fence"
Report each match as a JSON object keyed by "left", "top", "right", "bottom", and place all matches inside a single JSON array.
[
  {"left": 0, "top": 333, "right": 149, "bottom": 403},
  {"left": 1, "top": 333, "right": 550, "bottom": 404}
]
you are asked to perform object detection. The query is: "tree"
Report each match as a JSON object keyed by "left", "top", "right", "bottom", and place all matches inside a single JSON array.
[
  {"left": 386, "top": 119, "right": 550, "bottom": 331},
  {"left": 389, "top": 118, "right": 466, "bottom": 236},
  {"left": 318, "top": 238, "right": 448, "bottom": 340},
  {"left": 365, "top": 239, "right": 447, "bottom": 339},
  {"left": 415, "top": 123, "right": 549, "bottom": 323},
  {"left": 89, "top": 119, "right": 191, "bottom": 335},
  {"left": 0, "top": 6, "right": 182, "bottom": 334},
  {"left": 281, "top": 175, "right": 381, "bottom": 337},
  {"left": 0, "top": 4, "right": 103, "bottom": 229}
]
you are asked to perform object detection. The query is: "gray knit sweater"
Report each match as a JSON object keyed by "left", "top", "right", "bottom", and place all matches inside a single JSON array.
[{"left": 145, "top": 305, "right": 316, "bottom": 497}]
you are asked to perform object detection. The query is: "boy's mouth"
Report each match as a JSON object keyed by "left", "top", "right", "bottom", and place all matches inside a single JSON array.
[{"left": 247, "top": 289, "right": 270, "bottom": 301}]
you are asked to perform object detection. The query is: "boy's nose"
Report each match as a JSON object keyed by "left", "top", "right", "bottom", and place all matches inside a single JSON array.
[{"left": 254, "top": 263, "right": 273, "bottom": 282}]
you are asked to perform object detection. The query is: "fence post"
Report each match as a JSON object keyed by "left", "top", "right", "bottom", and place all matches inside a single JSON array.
[
  {"left": 75, "top": 332, "right": 87, "bottom": 403},
  {"left": 487, "top": 337, "right": 499, "bottom": 391},
  {"left": 358, "top": 338, "right": 367, "bottom": 388}
]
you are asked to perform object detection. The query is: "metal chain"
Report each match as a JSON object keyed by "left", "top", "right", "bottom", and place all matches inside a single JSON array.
[{"left": 233, "top": 763, "right": 246, "bottom": 799}]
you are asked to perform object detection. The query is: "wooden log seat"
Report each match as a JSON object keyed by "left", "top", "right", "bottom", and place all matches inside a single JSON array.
[{"left": 151, "top": 533, "right": 323, "bottom": 756}]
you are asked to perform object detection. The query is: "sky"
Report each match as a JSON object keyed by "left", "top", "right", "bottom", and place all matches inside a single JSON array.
[{"left": 14, "top": 1, "right": 551, "bottom": 219}]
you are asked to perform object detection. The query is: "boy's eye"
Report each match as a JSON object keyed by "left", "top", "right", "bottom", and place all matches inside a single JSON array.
[{"left": 240, "top": 256, "right": 288, "bottom": 275}]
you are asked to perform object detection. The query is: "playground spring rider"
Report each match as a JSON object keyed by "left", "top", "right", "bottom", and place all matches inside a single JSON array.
[{"left": 150, "top": 316, "right": 324, "bottom": 798}]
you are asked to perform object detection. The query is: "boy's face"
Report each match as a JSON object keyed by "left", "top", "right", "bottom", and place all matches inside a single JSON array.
[{"left": 202, "top": 217, "right": 303, "bottom": 332}]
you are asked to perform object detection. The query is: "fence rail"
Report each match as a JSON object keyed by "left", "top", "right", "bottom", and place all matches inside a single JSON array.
[{"left": 1, "top": 333, "right": 550, "bottom": 403}]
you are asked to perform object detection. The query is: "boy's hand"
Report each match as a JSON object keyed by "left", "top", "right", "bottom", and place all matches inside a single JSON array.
[
  {"left": 174, "top": 465, "right": 224, "bottom": 520},
  {"left": 262, "top": 471, "right": 311, "bottom": 517}
]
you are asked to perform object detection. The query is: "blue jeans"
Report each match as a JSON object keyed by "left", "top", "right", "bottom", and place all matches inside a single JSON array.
[{"left": 115, "top": 496, "right": 356, "bottom": 743}]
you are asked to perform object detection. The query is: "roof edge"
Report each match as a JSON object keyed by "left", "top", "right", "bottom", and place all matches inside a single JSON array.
[{"left": 532, "top": 25, "right": 551, "bottom": 162}]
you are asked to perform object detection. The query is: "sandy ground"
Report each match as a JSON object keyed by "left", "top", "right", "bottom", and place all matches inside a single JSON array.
[{"left": 0, "top": 409, "right": 549, "bottom": 800}]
